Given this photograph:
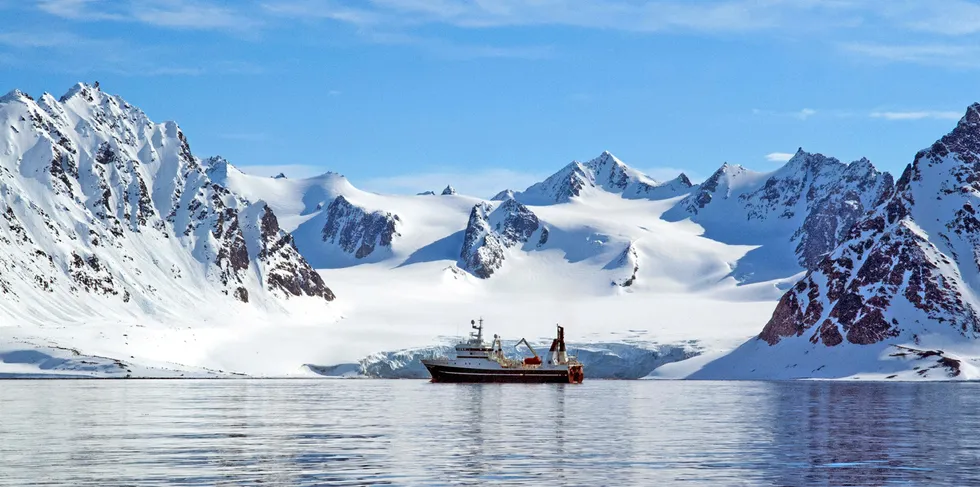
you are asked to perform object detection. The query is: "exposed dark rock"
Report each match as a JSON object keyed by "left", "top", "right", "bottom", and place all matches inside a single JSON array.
[
  {"left": 459, "top": 199, "right": 540, "bottom": 278},
  {"left": 760, "top": 105, "right": 980, "bottom": 348},
  {"left": 321, "top": 195, "right": 400, "bottom": 259}
]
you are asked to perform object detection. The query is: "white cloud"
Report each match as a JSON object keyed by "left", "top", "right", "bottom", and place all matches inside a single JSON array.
[
  {"left": 33, "top": 0, "right": 980, "bottom": 70},
  {"left": 753, "top": 108, "right": 823, "bottom": 120},
  {"left": 870, "top": 110, "right": 962, "bottom": 121},
  {"left": 839, "top": 42, "right": 980, "bottom": 67},
  {"left": 262, "top": 0, "right": 857, "bottom": 33},
  {"left": 794, "top": 108, "right": 817, "bottom": 120},
  {"left": 356, "top": 30, "right": 553, "bottom": 60},
  {"left": 361, "top": 168, "right": 544, "bottom": 198},
  {"left": 38, "top": 0, "right": 261, "bottom": 31},
  {"left": 765, "top": 152, "right": 795, "bottom": 163},
  {"left": 0, "top": 29, "right": 262, "bottom": 76},
  {"left": 879, "top": 0, "right": 980, "bottom": 36},
  {"left": 37, "top": 0, "right": 125, "bottom": 21}
]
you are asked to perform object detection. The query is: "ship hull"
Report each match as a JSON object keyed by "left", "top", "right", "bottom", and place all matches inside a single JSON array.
[{"left": 423, "top": 363, "right": 573, "bottom": 383}]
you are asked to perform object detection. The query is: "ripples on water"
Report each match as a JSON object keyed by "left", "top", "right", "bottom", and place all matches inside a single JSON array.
[{"left": 1, "top": 380, "right": 979, "bottom": 486}]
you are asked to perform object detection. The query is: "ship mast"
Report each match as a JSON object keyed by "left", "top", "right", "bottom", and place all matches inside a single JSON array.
[{"left": 470, "top": 318, "right": 484, "bottom": 343}]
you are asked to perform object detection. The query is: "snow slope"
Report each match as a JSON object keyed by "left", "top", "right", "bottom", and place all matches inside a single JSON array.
[
  {"left": 663, "top": 150, "right": 893, "bottom": 283},
  {"left": 678, "top": 104, "right": 980, "bottom": 380},
  {"left": 0, "top": 84, "right": 335, "bottom": 376},
  {"left": 210, "top": 161, "right": 785, "bottom": 375},
  {"left": 10, "top": 82, "right": 968, "bottom": 381},
  {"left": 499, "top": 151, "right": 693, "bottom": 205},
  {"left": 61, "top": 116, "right": 789, "bottom": 376}
]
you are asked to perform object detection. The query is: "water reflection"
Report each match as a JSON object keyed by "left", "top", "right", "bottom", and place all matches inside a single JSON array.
[
  {"left": 2, "top": 380, "right": 980, "bottom": 485},
  {"left": 763, "top": 382, "right": 979, "bottom": 486}
]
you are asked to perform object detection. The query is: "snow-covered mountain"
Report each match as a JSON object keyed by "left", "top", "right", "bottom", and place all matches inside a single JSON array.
[
  {"left": 12, "top": 82, "right": 976, "bottom": 381},
  {"left": 459, "top": 199, "right": 547, "bottom": 278},
  {"left": 677, "top": 104, "right": 980, "bottom": 380},
  {"left": 499, "top": 151, "right": 693, "bottom": 205},
  {"left": 664, "top": 150, "right": 893, "bottom": 282},
  {"left": 0, "top": 83, "right": 332, "bottom": 315}
]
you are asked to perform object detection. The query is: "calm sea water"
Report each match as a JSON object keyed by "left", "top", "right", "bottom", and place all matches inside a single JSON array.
[{"left": 1, "top": 380, "right": 978, "bottom": 486}]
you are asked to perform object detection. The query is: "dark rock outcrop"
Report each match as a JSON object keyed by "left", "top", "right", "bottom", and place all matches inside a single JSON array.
[
  {"left": 760, "top": 105, "right": 980, "bottom": 347},
  {"left": 517, "top": 151, "right": 693, "bottom": 205},
  {"left": 668, "top": 149, "right": 893, "bottom": 273},
  {"left": 0, "top": 83, "right": 334, "bottom": 309},
  {"left": 459, "top": 199, "right": 542, "bottom": 278},
  {"left": 321, "top": 195, "right": 400, "bottom": 259}
]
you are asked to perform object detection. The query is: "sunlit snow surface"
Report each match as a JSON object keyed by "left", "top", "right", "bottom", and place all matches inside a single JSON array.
[
  {"left": 4, "top": 85, "right": 970, "bottom": 380},
  {"left": 2, "top": 161, "right": 789, "bottom": 378}
]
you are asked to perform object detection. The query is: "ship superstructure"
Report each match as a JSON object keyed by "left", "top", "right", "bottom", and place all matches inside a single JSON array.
[{"left": 422, "top": 319, "right": 585, "bottom": 383}]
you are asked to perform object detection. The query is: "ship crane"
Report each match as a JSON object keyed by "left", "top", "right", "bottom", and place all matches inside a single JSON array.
[{"left": 515, "top": 338, "right": 542, "bottom": 365}]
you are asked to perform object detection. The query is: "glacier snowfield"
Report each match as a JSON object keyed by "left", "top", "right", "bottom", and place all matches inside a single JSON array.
[{"left": 6, "top": 83, "right": 980, "bottom": 380}]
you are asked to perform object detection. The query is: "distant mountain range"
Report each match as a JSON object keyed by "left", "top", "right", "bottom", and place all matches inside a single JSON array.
[{"left": 3, "top": 83, "right": 980, "bottom": 380}]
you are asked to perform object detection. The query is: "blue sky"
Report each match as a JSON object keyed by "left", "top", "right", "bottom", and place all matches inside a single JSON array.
[{"left": 3, "top": 1, "right": 980, "bottom": 196}]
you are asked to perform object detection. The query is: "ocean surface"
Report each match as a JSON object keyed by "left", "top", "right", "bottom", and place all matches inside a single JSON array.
[{"left": 1, "top": 380, "right": 978, "bottom": 486}]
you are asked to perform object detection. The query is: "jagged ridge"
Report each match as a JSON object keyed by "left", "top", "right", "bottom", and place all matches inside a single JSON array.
[
  {"left": 0, "top": 83, "right": 334, "bottom": 319},
  {"left": 760, "top": 104, "right": 980, "bottom": 349}
]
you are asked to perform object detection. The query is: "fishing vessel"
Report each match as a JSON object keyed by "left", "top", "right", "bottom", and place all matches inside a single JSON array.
[{"left": 421, "top": 319, "right": 585, "bottom": 383}]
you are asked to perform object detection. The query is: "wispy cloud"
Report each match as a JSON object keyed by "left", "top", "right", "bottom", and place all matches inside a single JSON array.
[
  {"left": 362, "top": 168, "right": 544, "bottom": 198},
  {"left": 262, "top": 0, "right": 859, "bottom": 33},
  {"left": 870, "top": 110, "right": 962, "bottom": 121},
  {"left": 876, "top": 0, "right": 980, "bottom": 36},
  {"left": 353, "top": 28, "right": 553, "bottom": 60},
  {"left": 37, "top": 0, "right": 125, "bottom": 21},
  {"left": 38, "top": 0, "right": 261, "bottom": 31},
  {"left": 839, "top": 42, "right": 980, "bottom": 68},
  {"left": 32, "top": 1, "right": 980, "bottom": 70},
  {"left": 795, "top": 108, "right": 817, "bottom": 120},
  {"left": 755, "top": 106, "right": 965, "bottom": 122},
  {"left": 765, "top": 152, "right": 795, "bottom": 163},
  {"left": 0, "top": 29, "right": 262, "bottom": 76},
  {"left": 752, "top": 108, "right": 822, "bottom": 120}
]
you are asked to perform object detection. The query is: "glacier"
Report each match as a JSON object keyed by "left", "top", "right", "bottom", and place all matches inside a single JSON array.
[{"left": 8, "top": 83, "right": 980, "bottom": 380}]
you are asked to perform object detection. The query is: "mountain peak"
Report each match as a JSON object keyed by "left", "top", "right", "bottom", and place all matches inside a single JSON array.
[
  {"left": 913, "top": 102, "right": 980, "bottom": 166},
  {"left": 441, "top": 185, "right": 457, "bottom": 196},
  {"left": 0, "top": 89, "right": 32, "bottom": 104},
  {"left": 674, "top": 173, "right": 693, "bottom": 188},
  {"left": 597, "top": 150, "right": 617, "bottom": 160},
  {"left": 491, "top": 189, "right": 517, "bottom": 201},
  {"left": 59, "top": 82, "right": 102, "bottom": 103},
  {"left": 203, "top": 156, "right": 241, "bottom": 183},
  {"left": 273, "top": 172, "right": 287, "bottom": 179},
  {"left": 585, "top": 150, "right": 624, "bottom": 169},
  {"left": 518, "top": 151, "right": 694, "bottom": 204}
]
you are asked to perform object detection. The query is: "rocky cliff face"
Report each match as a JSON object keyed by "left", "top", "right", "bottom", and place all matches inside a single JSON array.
[
  {"left": 667, "top": 149, "right": 894, "bottom": 272},
  {"left": 760, "top": 104, "right": 980, "bottom": 348},
  {"left": 606, "top": 242, "right": 639, "bottom": 287},
  {"left": 242, "top": 204, "right": 335, "bottom": 301},
  {"left": 459, "top": 199, "right": 545, "bottom": 278},
  {"left": 321, "top": 195, "right": 401, "bottom": 259},
  {"left": 506, "top": 151, "right": 692, "bottom": 205},
  {"left": 0, "top": 83, "right": 333, "bottom": 316}
]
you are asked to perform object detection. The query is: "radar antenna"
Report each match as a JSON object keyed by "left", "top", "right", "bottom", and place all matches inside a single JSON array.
[{"left": 469, "top": 317, "right": 484, "bottom": 343}]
